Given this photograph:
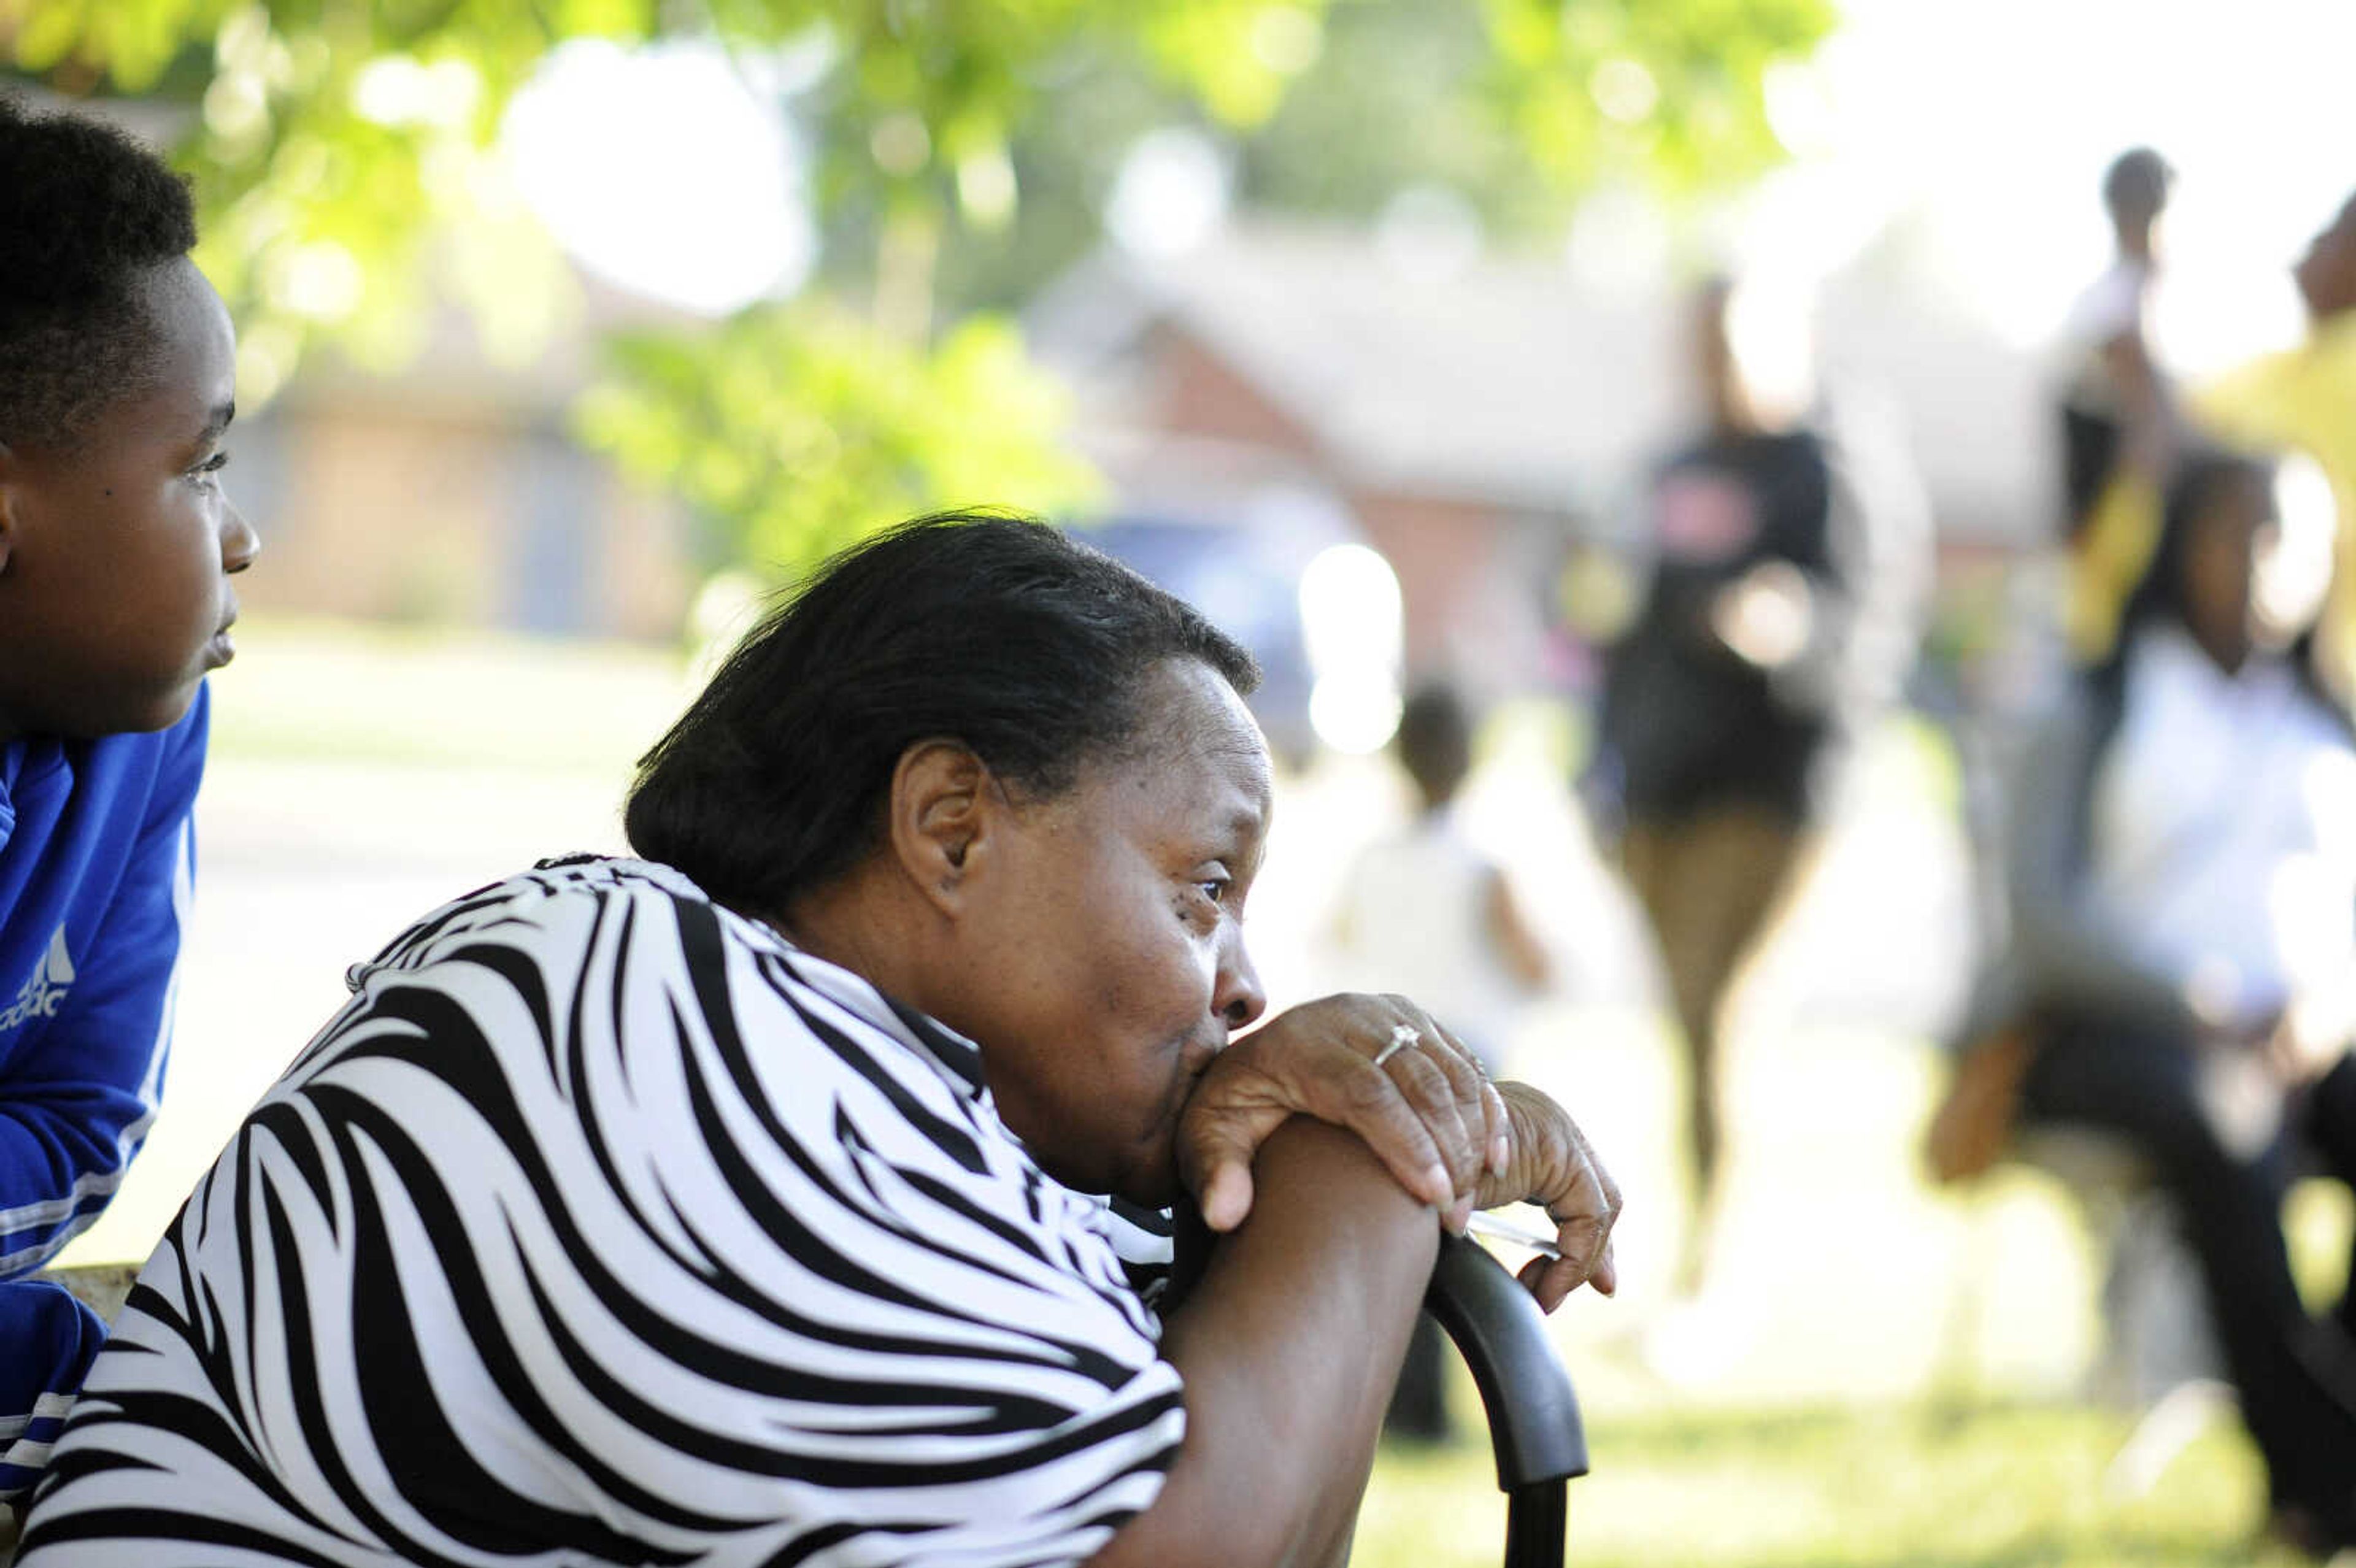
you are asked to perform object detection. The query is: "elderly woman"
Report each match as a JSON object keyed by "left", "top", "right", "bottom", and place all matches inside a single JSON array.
[{"left": 18, "top": 514, "right": 1619, "bottom": 1567}]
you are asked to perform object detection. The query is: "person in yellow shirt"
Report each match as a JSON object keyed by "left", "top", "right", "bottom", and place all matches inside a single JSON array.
[
  {"left": 2070, "top": 191, "right": 2356, "bottom": 674},
  {"left": 2203, "top": 193, "right": 2356, "bottom": 516},
  {"left": 2198, "top": 193, "right": 2356, "bottom": 684}
]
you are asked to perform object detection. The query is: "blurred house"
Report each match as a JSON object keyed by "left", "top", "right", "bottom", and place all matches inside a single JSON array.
[
  {"left": 1029, "top": 221, "right": 1682, "bottom": 690},
  {"left": 1031, "top": 219, "right": 2056, "bottom": 695},
  {"left": 229, "top": 286, "right": 698, "bottom": 644},
  {"left": 229, "top": 212, "right": 2058, "bottom": 680},
  {"left": 22, "top": 85, "right": 701, "bottom": 645}
]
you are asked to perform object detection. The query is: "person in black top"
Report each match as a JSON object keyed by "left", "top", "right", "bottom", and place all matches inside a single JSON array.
[{"left": 1590, "top": 275, "right": 1896, "bottom": 1294}]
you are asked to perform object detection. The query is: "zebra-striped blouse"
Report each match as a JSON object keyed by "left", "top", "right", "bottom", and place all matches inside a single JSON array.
[{"left": 18, "top": 856, "right": 1185, "bottom": 1566}]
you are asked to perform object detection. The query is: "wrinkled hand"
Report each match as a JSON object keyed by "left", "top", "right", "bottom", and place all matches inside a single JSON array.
[
  {"left": 1177, "top": 993, "right": 1510, "bottom": 1234},
  {"left": 1477, "top": 1082, "right": 1622, "bottom": 1311}
]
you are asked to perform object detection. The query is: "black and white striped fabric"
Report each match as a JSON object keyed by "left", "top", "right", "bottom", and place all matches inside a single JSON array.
[{"left": 18, "top": 857, "right": 1185, "bottom": 1566}]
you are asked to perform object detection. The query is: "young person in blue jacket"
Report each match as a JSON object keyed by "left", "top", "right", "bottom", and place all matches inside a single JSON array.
[{"left": 0, "top": 94, "right": 257, "bottom": 1496}]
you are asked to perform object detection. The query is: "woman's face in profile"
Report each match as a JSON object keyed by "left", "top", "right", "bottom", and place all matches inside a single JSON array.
[{"left": 958, "top": 659, "right": 1273, "bottom": 1206}]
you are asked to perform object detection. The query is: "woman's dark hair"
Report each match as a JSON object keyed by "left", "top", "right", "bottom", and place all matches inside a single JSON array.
[
  {"left": 2111, "top": 445, "right": 2277, "bottom": 654},
  {"left": 0, "top": 94, "right": 199, "bottom": 452},
  {"left": 626, "top": 511, "right": 1261, "bottom": 915}
]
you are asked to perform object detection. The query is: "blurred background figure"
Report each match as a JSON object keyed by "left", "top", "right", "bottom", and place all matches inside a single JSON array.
[
  {"left": 2071, "top": 187, "right": 2356, "bottom": 689},
  {"left": 1330, "top": 679, "right": 1551, "bottom": 1444},
  {"left": 2201, "top": 190, "right": 2356, "bottom": 691},
  {"left": 1995, "top": 444, "right": 2356, "bottom": 1556},
  {"left": 1332, "top": 681, "right": 1552, "bottom": 1075},
  {"left": 1584, "top": 274, "right": 1921, "bottom": 1299},
  {"left": 1956, "top": 150, "right": 2181, "bottom": 997},
  {"left": 2057, "top": 148, "right": 2174, "bottom": 548}
]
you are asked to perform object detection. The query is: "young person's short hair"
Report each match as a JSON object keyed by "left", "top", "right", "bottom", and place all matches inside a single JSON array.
[
  {"left": 626, "top": 511, "right": 1260, "bottom": 915},
  {"left": 0, "top": 94, "right": 198, "bottom": 452},
  {"left": 2101, "top": 146, "right": 2171, "bottom": 226},
  {"left": 1395, "top": 682, "right": 1472, "bottom": 806}
]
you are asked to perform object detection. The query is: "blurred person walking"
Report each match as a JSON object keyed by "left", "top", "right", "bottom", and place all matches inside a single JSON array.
[
  {"left": 1331, "top": 680, "right": 1552, "bottom": 1442},
  {"left": 1585, "top": 275, "right": 1924, "bottom": 1300}
]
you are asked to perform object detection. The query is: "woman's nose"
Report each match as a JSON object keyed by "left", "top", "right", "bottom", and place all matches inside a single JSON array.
[{"left": 1213, "top": 934, "right": 1266, "bottom": 1031}]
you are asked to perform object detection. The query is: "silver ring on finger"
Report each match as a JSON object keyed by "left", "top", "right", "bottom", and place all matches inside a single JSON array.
[{"left": 1371, "top": 1023, "right": 1420, "bottom": 1068}]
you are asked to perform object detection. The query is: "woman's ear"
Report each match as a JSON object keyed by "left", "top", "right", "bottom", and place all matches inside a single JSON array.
[{"left": 885, "top": 739, "right": 993, "bottom": 912}]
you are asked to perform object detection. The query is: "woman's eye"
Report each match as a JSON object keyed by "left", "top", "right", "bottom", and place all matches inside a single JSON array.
[{"left": 191, "top": 451, "right": 230, "bottom": 483}]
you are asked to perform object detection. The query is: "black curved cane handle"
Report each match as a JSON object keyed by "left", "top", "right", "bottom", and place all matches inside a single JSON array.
[
  {"left": 1424, "top": 1231, "right": 1589, "bottom": 1568},
  {"left": 1425, "top": 1231, "right": 1590, "bottom": 1488},
  {"left": 1167, "top": 1210, "right": 1588, "bottom": 1566}
]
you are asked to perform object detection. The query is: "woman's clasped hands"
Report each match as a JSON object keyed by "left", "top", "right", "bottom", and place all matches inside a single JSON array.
[{"left": 1175, "top": 991, "right": 1620, "bottom": 1309}]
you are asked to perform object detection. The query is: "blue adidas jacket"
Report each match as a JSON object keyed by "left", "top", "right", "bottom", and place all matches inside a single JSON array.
[{"left": 0, "top": 685, "right": 206, "bottom": 1497}]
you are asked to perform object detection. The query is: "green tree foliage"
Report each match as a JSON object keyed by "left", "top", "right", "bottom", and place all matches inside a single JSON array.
[
  {"left": 0, "top": 0, "right": 1831, "bottom": 591},
  {"left": 1477, "top": 0, "right": 1833, "bottom": 190},
  {"left": 577, "top": 302, "right": 1099, "bottom": 575}
]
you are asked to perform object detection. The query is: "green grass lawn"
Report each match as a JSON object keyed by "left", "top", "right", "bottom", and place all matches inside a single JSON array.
[{"left": 1358, "top": 1402, "right": 2289, "bottom": 1568}]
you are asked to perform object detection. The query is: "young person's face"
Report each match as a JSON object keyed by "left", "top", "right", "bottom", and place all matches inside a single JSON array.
[
  {"left": 0, "top": 258, "right": 257, "bottom": 740},
  {"left": 949, "top": 659, "right": 1273, "bottom": 1207}
]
